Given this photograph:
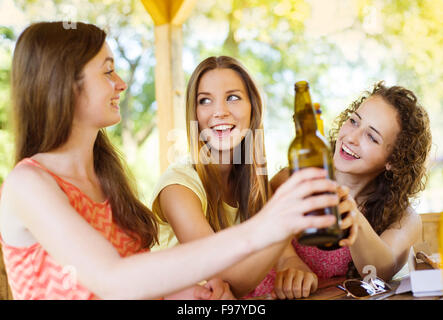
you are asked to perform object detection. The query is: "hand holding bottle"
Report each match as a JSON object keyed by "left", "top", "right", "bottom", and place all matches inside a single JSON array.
[
  {"left": 253, "top": 167, "right": 339, "bottom": 248},
  {"left": 336, "top": 185, "right": 360, "bottom": 247}
]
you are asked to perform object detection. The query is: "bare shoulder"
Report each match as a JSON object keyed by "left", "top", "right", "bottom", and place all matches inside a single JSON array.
[
  {"left": 387, "top": 206, "right": 422, "bottom": 233},
  {"left": 0, "top": 163, "right": 67, "bottom": 246},
  {"left": 1, "top": 162, "right": 60, "bottom": 201},
  {"left": 401, "top": 207, "right": 421, "bottom": 228}
]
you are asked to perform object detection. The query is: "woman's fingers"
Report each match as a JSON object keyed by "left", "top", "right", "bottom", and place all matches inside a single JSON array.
[
  {"left": 292, "top": 270, "right": 304, "bottom": 298},
  {"left": 338, "top": 199, "right": 354, "bottom": 216},
  {"left": 302, "top": 272, "right": 317, "bottom": 298},
  {"left": 193, "top": 285, "right": 212, "bottom": 299},
  {"left": 219, "top": 282, "right": 236, "bottom": 300},
  {"left": 276, "top": 168, "right": 328, "bottom": 196},
  {"left": 274, "top": 268, "right": 318, "bottom": 299},
  {"left": 339, "top": 216, "right": 359, "bottom": 247},
  {"left": 282, "top": 270, "right": 296, "bottom": 299},
  {"left": 273, "top": 270, "right": 288, "bottom": 299},
  {"left": 342, "top": 208, "right": 358, "bottom": 229},
  {"left": 293, "top": 179, "right": 339, "bottom": 200},
  {"left": 337, "top": 185, "right": 350, "bottom": 200},
  {"left": 297, "top": 214, "right": 337, "bottom": 231}
]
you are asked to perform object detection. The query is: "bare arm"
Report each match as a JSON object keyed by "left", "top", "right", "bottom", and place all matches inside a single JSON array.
[
  {"left": 158, "top": 184, "right": 292, "bottom": 297},
  {"left": 0, "top": 165, "right": 338, "bottom": 299},
  {"left": 350, "top": 206, "right": 421, "bottom": 281}
]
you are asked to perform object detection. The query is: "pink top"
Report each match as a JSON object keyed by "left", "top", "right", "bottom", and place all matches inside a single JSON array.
[
  {"left": 0, "top": 158, "right": 146, "bottom": 300},
  {"left": 242, "top": 240, "right": 352, "bottom": 298},
  {"left": 292, "top": 239, "right": 352, "bottom": 279}
]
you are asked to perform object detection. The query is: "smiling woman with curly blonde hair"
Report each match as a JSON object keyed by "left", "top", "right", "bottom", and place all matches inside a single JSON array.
[{"left": 270, "top": 81, "right": 432, "bottom": 298}]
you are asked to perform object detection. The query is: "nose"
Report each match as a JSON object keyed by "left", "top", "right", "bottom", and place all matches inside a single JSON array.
[
  {"left": 344, "top": 127, "right": 362, "bottom": 146},
  {"left": 114, "top": 72, "right": 127, "bottom": 92},
  {"left": 213, "top": 99, "right": 230, "bottom": 118}
]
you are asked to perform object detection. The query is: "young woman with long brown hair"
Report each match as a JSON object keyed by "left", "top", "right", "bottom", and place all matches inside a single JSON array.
[
  {"left": 0, "top": 22, "right": 341, "bottom": 300},
  {"left": 270, "top": 82, "right": 432, "bottom": 299},
  {"left": 149, "top": 56, "right": 357, "bottom": 298}
]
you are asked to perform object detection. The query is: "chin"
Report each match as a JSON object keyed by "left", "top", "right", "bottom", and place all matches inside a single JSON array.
[{"left": 102, "top": 116, "right": 121, "bottom": 128}]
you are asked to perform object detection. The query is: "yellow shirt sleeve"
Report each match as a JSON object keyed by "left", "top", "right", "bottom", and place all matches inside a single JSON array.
[
  {"left": 149, "top": 157, "right": 239, "bottom": 252},
  {"left": 149, "top": 158, "right": 208, "bottom": 251}
]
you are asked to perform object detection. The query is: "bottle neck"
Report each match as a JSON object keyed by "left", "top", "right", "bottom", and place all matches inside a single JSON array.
[{"left": 293, "top": 90, "right": 318, "bottom": 135}]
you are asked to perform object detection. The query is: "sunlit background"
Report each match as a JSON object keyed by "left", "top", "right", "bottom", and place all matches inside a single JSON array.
[{"left": 0, "top": 0, "right": 442, "bottom": 213}]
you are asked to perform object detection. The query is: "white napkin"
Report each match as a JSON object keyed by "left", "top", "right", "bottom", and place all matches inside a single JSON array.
[
  {"left": 395, "top": 275, "right": 411, "bottom": 294},
  {"left": 410, "top": 270, "right": 443, "bottom": 297}
]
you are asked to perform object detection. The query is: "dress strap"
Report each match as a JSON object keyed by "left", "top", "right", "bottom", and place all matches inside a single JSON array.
[
  {"left": 17, "top": 158, "right": 108, "bottom": 206},
  {"left": 19, "top": 158, "right": 68, "bottom": 185}
]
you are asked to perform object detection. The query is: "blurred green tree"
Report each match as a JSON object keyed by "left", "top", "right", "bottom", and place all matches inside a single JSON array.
[{"left": 10, "top": 0, "right": 158, "bottom": 164}]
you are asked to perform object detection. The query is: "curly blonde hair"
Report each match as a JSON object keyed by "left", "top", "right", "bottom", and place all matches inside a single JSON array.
[{"left": 329, "top": 82, "right": 432, "bottom": 235}]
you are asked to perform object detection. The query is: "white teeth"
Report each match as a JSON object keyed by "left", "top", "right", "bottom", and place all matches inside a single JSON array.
[
  {"left": 342, "top": 144, "right": 360, "bottom": 159},
  {"left": 212, "top": 124, "right": 234, "bottom": 131}
]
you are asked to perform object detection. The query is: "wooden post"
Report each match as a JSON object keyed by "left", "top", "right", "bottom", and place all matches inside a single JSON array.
[
  {"left": 141, "top": 0, "right": 197, "bottom": 173},
  {"left": 154, "top": 24, "right": 186, "bottom": 173}
]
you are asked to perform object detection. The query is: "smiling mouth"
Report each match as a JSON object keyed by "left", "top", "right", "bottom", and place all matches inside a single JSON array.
[
  {"left": 211, "top": 124, "right": 235, "bottom": 137},
  {"left": 110, "top": 99, "right": 120, "bottom": 108},
  {"left": 340, "top": 144, "right": 360, "bottom": 159}
]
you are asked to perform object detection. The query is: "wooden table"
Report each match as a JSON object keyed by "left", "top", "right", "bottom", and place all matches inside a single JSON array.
[
  {"left": 301, "top": 276, "right": 443, "bottom": 300},
  {"left": 252, "top": 262, "right": 442, "bottom": 300}
]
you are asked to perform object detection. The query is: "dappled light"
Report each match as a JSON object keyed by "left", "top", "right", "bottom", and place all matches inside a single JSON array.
[{"left": 0, "top": 0, "right": 442, "bottom": 213}]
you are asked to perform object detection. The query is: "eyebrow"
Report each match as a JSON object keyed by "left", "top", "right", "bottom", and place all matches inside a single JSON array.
[
  {"left": 354, "top": 112, "right": 383, "bottom": 138},
  {"left": 102, "top": 57, "right": 114, "bottom": 66},
  {"left": 197, "top": 89, "right": 243, "bottom": 96}
]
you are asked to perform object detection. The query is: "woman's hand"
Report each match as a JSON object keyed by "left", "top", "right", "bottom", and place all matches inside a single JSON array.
[
  {"left": 199, "top": 278, "right": 236, "bottom": 300},
  {"left": 259, "top": 168, "right": 340, "bottom": 244},
  {"left": 337, "top": 185, "right": 360, "bottom": 247},
  {"left": 164, "top": 278, "right": 235, "bottom": 300},
  {"left": 273, "top": 267, "right": 318, "bottom": 299}
]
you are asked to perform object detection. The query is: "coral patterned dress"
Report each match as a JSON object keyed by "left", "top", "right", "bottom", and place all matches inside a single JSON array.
[{"left": 0, "top": 158, "right": 146, "bottom": 300}]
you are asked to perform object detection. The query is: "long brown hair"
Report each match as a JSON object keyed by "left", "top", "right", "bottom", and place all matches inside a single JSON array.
[
  {"left": 329, "top": 82, "right": 432, "bottom": 235},
  {"left": 11, "top": 21, "right": 157, "bottom": 249},
  {"left": 185, "top": 56, "right": 269, "bottom": 231}
]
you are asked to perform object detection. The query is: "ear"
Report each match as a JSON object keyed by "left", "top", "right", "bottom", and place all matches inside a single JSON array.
[{"left": 385, "top": 162, "right": 392, "bottom": 171}]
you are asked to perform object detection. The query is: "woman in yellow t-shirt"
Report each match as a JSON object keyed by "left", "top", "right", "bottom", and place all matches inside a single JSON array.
[{"left": 150, "top": 56, "right": 356, "bottom": 298}]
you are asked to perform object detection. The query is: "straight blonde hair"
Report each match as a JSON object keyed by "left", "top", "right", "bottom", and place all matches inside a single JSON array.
[{"left": 185, "top": 56, "right": 269, "bottom": 231}]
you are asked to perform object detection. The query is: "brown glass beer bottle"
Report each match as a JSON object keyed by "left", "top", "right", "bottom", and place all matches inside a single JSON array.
[{"left": 288, "top": 81, "right": 342, "bottom": 250}]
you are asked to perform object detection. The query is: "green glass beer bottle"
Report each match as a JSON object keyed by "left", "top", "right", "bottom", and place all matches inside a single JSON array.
[{"left": 288, "top": 81, "right": 342, "bottom": 250}]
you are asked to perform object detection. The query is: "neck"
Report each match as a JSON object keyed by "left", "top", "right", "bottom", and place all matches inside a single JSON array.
[
  {"left": 40, "top": 125, "right": 99, "bottom": 179},
  {"left": 334, "top": 170, "right": 377, "bottom": 203},
  {"left": 217, "top": 163, "right": 233, "bottom": 187}
]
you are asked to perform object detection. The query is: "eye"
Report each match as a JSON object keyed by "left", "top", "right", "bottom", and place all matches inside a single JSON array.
[
  {"left": 105, "top": 69, "right": 114, "bottom": 76},
  {"left": 368, "top": 133, "right": 379, "bottom": 144},
  {"left": 198, "top": 97, "right": 211, "bottom": 105},
  {"left": 349, "top": 118, "right": 357, "bottom": 126},
  {"left": 227, "top": 95, "right": 240, "bottom": 102}
]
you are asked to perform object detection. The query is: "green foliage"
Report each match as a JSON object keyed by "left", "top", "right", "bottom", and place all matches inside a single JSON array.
[{"left": 0, "top": 0, "right": 442, "bottom": 212}]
